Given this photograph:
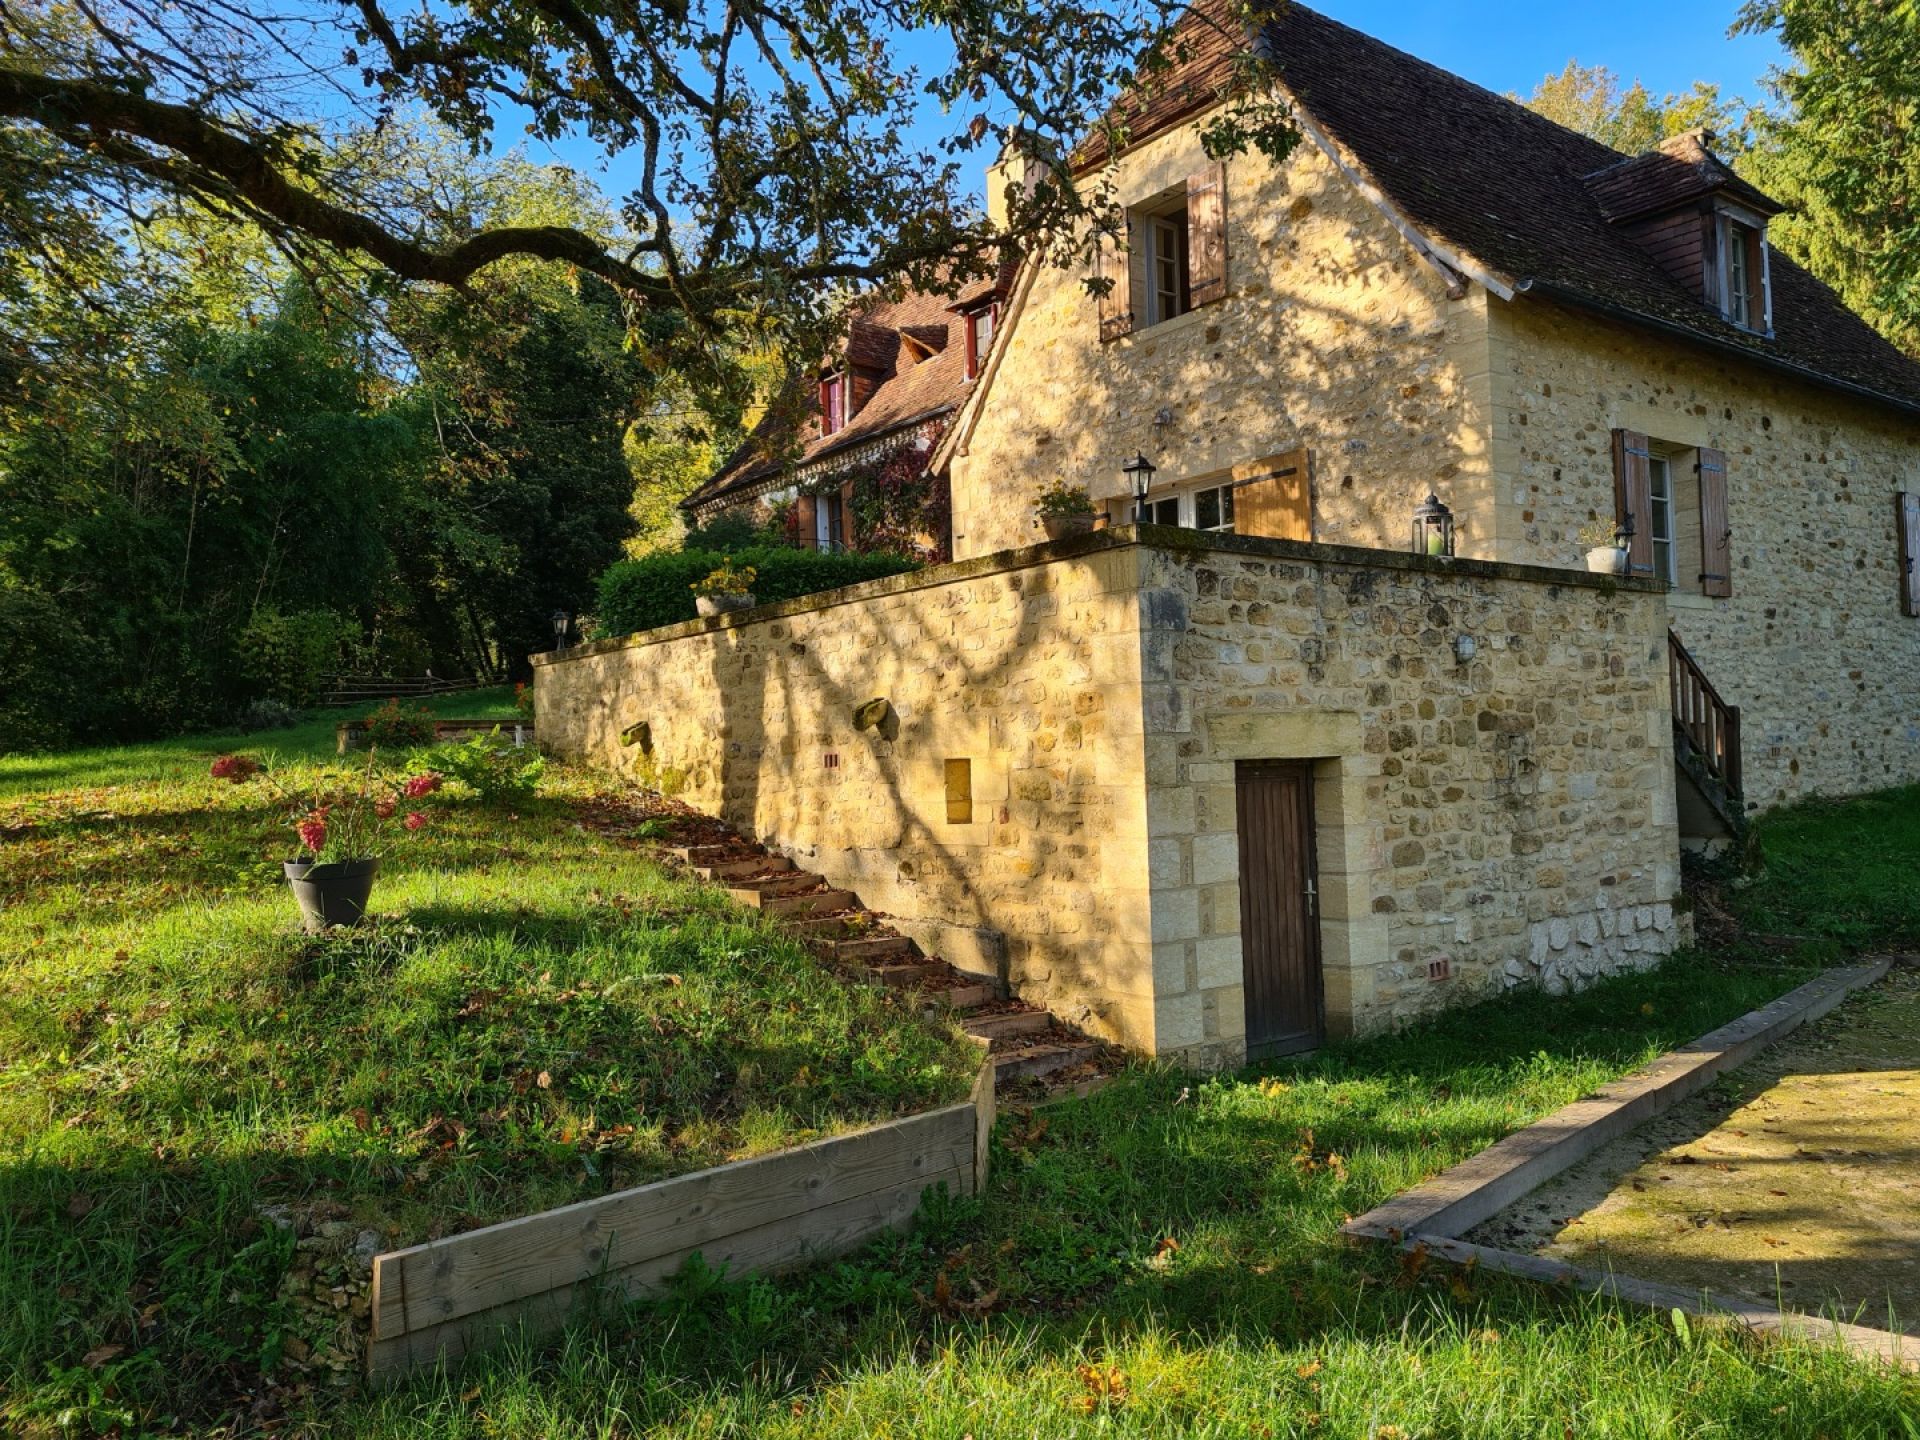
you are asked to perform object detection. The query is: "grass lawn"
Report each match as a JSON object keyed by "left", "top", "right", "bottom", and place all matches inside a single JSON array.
[
  {"left": 312, "top": 787, "right": 1920, "bottom": 1439},
  {"left": 0, "top": 696, "right": 979, "bottom": 1434},
  {"left": 8, "top": 713, "right": 1920, "bottom": 1438}
]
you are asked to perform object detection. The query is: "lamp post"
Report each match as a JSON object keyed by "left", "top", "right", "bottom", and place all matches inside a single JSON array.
[
  {"left": 550, "top": 609, "right": 570, "bottom": 650},
  {"left": 1411, "top": 492, "right": 1455, "bottom": 558},
  {"left": 1123, "top": 452, "right": 1157, "bottom": 523}
]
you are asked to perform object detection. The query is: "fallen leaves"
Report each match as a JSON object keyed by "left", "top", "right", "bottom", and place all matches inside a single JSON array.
[{"left": 1072, "top": 1364, "right": 1128, "bottom": 1413}]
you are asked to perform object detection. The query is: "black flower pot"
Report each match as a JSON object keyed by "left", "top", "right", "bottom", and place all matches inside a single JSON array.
[{"left": 283, "top": 857, "right": 381, "bottom": 935}]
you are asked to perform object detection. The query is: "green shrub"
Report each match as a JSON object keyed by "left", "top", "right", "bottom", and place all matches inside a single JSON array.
[
  {"left": 417, "top": 728, "right": 545, "bottom": 806},
  {"left": 595, "top": 545, "right": 918, "bottom": 636},
  {"left": 235, "top": 607, "right": 355, "bottom": 706},
  {"left": 363, "top": 699, "right": 435, "bottom": 748}
]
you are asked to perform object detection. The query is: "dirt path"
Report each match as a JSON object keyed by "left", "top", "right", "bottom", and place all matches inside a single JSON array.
[{"left": 1468, "top": 964, "right": 1920, "bottom": 1327}]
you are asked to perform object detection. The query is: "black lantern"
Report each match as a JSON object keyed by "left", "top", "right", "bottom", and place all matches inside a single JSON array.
[
  {"left": 1123, "top": 452, "right": 1157, "bottom": 523},
  {"left": 1411, "top": 492, "right": 1455, "bottom": 558},
  {"left": 550, "top": 609, "right": 570, "bottom": 648}
]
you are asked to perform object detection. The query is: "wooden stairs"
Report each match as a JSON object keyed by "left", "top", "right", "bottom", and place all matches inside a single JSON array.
[
  {"left": 662, "top": 836, "right": 1113, "bottom": 1101},
  {"left": 1668, "top": 631, "right": 1749, "bottom": 849}
]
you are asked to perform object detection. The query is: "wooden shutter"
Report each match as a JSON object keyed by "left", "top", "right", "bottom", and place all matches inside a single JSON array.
[
  {"left": 837, "top": 479, "right": 857, "bottom": 551},
  {"left": 1095, "top": 227, "right": 1133, "bottom": 343},
  {"left": 794, "top": 494, "right": 819, "bottom": 552},
  {"left": 1232, "top": 449, "right": 1311, "bottom": 540},
  {"left": 1899, "top": 491, "right": 1920, "bottom": 617},
  {"left": 1187, "top": 162, "right": 1227, "bottom": 307},
  {"left": 1695, "top": 447, "right": 1732, "bottom": 596},
  {"left": 1612, "top": 428, "right": 1656, "bottom": 579}
]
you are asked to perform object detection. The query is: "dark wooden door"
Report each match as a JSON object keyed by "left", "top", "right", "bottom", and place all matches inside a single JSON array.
[{"left": 1234, "top": 760, "right": 1324, "bottom": 1058}]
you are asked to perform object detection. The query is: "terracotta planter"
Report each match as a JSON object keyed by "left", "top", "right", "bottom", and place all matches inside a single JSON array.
[
  {"left": 695, "top": 593, "right": 755, "bottom": 618},
  {"left": 283, "top": 857, "right": 381, "bottom": 935},
  {"left": 1041, "top": 513, "right": 1096, "bottom": 543},
  {"left": 1585, "top": 545, "right": 1627, "bottom": 575}
]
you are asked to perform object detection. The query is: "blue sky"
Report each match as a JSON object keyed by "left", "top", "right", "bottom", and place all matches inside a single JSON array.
[{"left": 518, "top": 0, "right": 1785, "bottom": 205}]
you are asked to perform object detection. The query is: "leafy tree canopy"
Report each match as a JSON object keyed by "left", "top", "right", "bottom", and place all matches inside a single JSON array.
[{"left": 0, "top": 0, "right": 1293, "bottom": 369}]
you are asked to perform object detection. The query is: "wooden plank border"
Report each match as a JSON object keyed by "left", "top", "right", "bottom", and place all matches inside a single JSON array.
[
  {"left": 1343, "top": 958, "right": 1918, "bottom": 1370},
  {"left": 367, "top": 1055, "right": 997, "bottom": 1378},
  {"left": 1344, "top": 959, "right": 1891, "bottom": 1244}
]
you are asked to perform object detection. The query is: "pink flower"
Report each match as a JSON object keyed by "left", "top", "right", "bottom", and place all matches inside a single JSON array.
[
  {"left": 209, "top": 754, "right": 259, "bottom": 783},
  {"left": 403, "top": 811, "right": 427, "bottom": 831},
  {"left": 374, "top": 798, "right": 397, "bottom": 819},
  {"left": 295, "top": 815, "right": 328, "bottom": 854},
  {"left": 403, "top": 772, "right": 442, "bottom": 799}
]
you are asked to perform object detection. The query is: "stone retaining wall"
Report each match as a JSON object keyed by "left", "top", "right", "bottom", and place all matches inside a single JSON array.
[{"left": 535, "top": 531, "right": 1681, "bottom": 1063}]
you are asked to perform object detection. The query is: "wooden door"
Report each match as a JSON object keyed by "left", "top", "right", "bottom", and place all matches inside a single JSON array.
[{"left": 1234, "top": 760, "right": 1324, "bottom": 1058}]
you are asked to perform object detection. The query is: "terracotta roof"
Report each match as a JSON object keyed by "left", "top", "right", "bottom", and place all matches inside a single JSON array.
[
  {"left": 683, "top": 282, "right": 984, "bottom": 513},
  {"left": 1240, "top": 3, "right": 1920, "bottom": 414}
]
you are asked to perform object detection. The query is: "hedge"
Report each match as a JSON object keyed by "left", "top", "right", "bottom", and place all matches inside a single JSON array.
[{"left": 595, "top": 546, "right": 920, "bottom": 637}]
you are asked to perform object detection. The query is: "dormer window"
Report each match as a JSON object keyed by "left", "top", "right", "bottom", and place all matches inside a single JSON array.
[
  {"left": 963, "top": 303, "right": 998, "bottom": 379},
  {"left": 819, "top": 371, "right": 847, "bottom": 435},
  {"left": 1716, "top": 211, "right": 1769, "bottom": 332}
]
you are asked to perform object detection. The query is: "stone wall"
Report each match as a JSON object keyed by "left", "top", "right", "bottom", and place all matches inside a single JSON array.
[
  {"left": 1130, "top": 534, "right": 1681, "bottom": 1067},
  {"left": 533, "top": 541, "right": 1165, "bottom": 1053},
  {"left": 1492, "top": 299, "right": 1920, "bottom": 806},
  {"left": 537, "top": 531, "right": 1681, "bottom": 1068},
  {"left": 949, "top": 114, "right": 1496, "bottom": 560}
]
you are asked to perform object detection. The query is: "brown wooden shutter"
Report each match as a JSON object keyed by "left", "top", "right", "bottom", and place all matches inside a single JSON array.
[
  {"left": 1694, "top": 447, "right": 1732, "bottom": 596},
  {"left": 1186, "top": 162, "right": 1227, "bottom": 307},
  {"left": 1612, "top": 429, "right": 1656, "bottom": 579},
  {"left": 1096, "top": 227, "right": 1133, "bottom": 343},
  {"left": 794, "top": 493, "right": 819, "bottom": 551},
  {"left": 837, "top": 479, "right": 857, "bottom": 551},
  {"left": 1744, "top": 225, "right": 1767, "bottom": 329},
  {"left": 1232, "top": 449, "right": 1312, "bottom": 540},
  {"left": 1899, "top": 491, "right": 1920, "bottom": 617}
]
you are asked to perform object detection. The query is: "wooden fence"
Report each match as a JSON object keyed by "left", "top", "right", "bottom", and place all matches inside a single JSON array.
[{"left": 366, "top": 1059, "right": 994, "bottom": 1377}]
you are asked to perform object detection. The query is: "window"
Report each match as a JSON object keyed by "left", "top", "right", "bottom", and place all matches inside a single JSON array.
[
  {"left": 819, "top": 372, "right": 846, "bottom": 435},
  {"left": 1146, "top": 210, "right": 1191, "bottom": 325},
  {"left": 1130, "top": 484, "right": 1236, "bottom": 532},
  {"left": 1194, "top": 483, "right": 1236, "bottom": 532},
  {"left": 965, "top": 305, "right": 997, "bottom": 379},
  {"left": 1716, "top": 213, "right": 1767, "bottom": 331},
  {"left": 815, "top": 491, "right": 845, "bottom": 552},
  {"left": 1647, "top": 451, "right": 1676, "bottom": 585}
]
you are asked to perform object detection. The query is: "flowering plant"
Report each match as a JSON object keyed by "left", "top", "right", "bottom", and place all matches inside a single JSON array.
[
  {"left": 207, "top": 752, "right": 443, "bottom": 863},
  {"left": 1033, "top": 480, "right": 1095, "bottom": 517},
  {"left": 691, "top": 560, "right": 757, "bottom": 598}
]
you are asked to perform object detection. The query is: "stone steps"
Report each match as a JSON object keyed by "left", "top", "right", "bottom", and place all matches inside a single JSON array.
[{"left": 651, "top": 816, "right": 1112, "bottom": 1102}]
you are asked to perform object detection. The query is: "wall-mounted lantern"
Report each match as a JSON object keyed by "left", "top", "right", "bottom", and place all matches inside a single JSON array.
[
  {"left": 550, "top": 609, "right": 571, "bottom": 648},
  {"left": 1411, "top": 493, "right": 1455, "bottom": 558},
  {"left": 1123, "top": 452, "right": 1157, "bottom": 523}
]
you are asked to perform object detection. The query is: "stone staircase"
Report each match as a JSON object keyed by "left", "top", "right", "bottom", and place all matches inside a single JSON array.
[{"left": 663, "top": 837, "right": 1111, "bottom": 1100}]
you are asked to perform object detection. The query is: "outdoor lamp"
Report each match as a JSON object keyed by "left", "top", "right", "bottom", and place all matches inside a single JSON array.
[
  {"left": 551, "top": 609, "right": 570, "bottom": 648},
  {"left": 1411, "top": 492, "right": 1455, "bottom": 558},
  {"left": 1123, "top": 452, "right": 1157, "bottom": 522}
]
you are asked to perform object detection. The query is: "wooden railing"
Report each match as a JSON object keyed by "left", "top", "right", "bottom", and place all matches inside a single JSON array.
[
  {"left": 323, "top": 674, "right": 481, "bottom": 706},
  {"left": 1668, "top": 631, "right": 1742, "bottom": 799}
]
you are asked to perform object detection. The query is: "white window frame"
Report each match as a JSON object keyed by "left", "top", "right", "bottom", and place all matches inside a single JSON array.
[
  {"left": 1648, "top": 450, "right": 1676, "bottom": 586},
  {"left": 1129, "top": 481, "right": 1237, "bottom": 533},
  {"left": 966, "top": 305, "right": 997, "bottom": 378},
  {"left": 1146, "top": 210, "right": 1190, "bottom": 326},
  {"left": 1714, "top": 207, "right": 1772, "bottom": 334}
]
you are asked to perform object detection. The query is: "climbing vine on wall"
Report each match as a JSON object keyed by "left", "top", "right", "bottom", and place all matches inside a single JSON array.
[{"left": 846, "top": 428, "right": 952, "bottom": 562}]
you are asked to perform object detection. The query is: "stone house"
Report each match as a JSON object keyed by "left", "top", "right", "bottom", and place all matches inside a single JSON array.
[
  {"left": 537, "top": 2, "right": 1920, "bottom": 1068},
  {"left": 681, "top": 263, "right": 1015, "bottom": 555}
]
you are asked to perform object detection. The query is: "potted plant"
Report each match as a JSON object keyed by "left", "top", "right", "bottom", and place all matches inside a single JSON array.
[
  {"left": 692, "top": 560, "right": 757, "bottom": 617},
  {"left": 212, "top": 753, "right": 442, "bottom": 933},
  {"left": 1035, "top": 480, "right": 1097, "bottom": 542},
  {"left": 1577, "top": 518, "right": 1627, "bottom": 575}
]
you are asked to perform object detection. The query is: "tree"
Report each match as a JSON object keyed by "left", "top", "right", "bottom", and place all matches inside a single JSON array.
[
  {"left": 1735, "top": 0, "right": 1920, "bottom": 356},
  {"left": 1517, "top": 62, "right": 1668, "bottom": 155},
  {"left": 0, "top": 0, "right": 1295, "bottom": 370}
]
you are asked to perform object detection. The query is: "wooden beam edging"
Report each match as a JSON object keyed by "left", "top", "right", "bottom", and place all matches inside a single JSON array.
[
  {"left": 1344, "top": 959, "right": 1890, "bottom": 1244},
  {"left": 366, "top": 1054, "right": 997, "bottom": 1379},
  {"left": 1343, "top": 959, "right": 1916, "bottom": 1370},
  {"left": 1384, "top": 1233, "right": 1918, "bottom": 1372}
]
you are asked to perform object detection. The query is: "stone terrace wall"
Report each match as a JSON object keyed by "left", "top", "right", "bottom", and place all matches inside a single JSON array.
[
  {"left": 1493, "top": 299, "right": 1920, "bottom": 808},
  {"left": 1133, "top": 535, "right": 1683, "bottom": 1066},
  {"left": 533, "top": 542, "right": 1166, "bottom": 1053}
]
